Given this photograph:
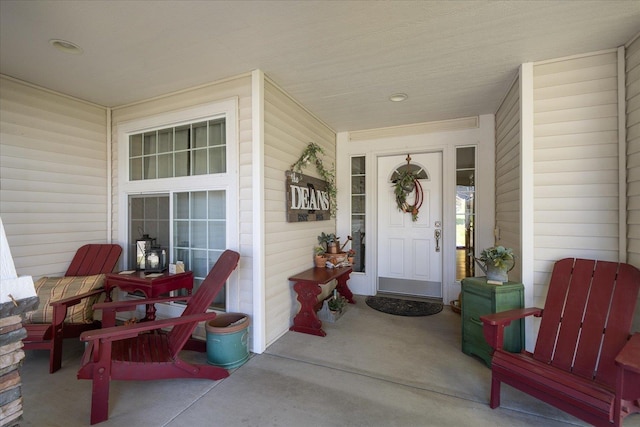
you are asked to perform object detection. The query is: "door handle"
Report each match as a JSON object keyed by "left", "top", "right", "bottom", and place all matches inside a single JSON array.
[{"left": 434, "top": 229, "right": 441, "bottom": 252}]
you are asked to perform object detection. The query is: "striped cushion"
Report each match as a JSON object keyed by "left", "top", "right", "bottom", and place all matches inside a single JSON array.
[{"left": 25, "top": 274, "right": 105, "bottom": 324}]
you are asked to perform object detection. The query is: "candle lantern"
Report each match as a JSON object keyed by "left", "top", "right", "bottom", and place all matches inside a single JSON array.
[
  {"left": 136, "top": 234, "right": 154, "bottom": 270},
  {"left": 144, "top": 247, "right": 167, "bottom": 273}
]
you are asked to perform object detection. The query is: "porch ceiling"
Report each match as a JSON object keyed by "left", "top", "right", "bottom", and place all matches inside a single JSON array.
[{"left": 1, "top": 1, "right": 638, "bottom": 132}]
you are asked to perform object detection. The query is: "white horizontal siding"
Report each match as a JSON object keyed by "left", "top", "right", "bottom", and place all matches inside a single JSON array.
[
  {"left": 532, "top": 51, "right": 620, "bottom": 307},
  {"left": 628, "top": 37, "right": 640, "bottom": 270},
  {"left": 626, "top": 37, "right": 640, "bottom": 332},
  {"left": 495, "top": 77, "right": 521, "bottom": 281},
  {"left": 0, "top": 76, "right": 108, "bottom": 278},
  {"left": 263, "top": 79, "right": 335, "bottom": 347}
]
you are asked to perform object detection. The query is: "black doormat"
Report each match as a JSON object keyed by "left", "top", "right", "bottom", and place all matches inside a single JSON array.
[{"left": 365, "top": 296, "right": 443, "bottom": 317}]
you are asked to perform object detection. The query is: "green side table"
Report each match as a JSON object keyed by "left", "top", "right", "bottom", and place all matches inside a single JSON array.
[{"left": 461, "top": 277, "right": 524, "bottom": 367}]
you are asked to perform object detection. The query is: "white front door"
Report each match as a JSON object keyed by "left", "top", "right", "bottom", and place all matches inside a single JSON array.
[{"left": 377, "top": 152, "right": 442, "bottom": 298}]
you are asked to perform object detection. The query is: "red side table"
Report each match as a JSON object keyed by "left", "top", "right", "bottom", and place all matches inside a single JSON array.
[
  {"left": 288, "top": 266, "right": 354, "bottom": 337},
  {"left": 104, "top": 270, "right": 194, "bottom": 321}
]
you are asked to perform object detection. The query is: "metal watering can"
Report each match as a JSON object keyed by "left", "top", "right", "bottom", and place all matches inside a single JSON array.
[{"left": 474, "top": 247, "right": 515, "bottom": 282}]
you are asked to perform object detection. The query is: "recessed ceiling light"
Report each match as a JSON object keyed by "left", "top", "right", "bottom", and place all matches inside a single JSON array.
[
  {"left": 49, "top": 39, "right": 83, "bottom": 55},
  {"left": 389, "top": 93, "right": 408, "bottom": 102}
]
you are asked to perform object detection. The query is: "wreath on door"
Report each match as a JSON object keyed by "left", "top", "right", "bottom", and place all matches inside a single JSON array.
[{"left": 392, "top": 155, "right": 424, "bottom": 222}]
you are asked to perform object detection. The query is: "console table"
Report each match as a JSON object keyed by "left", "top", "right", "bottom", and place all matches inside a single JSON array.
[
  {"left": 289, "top": 266, "right": 355, "bottom": 337},
  {"left": 104, "top": 270, "right": 194, "bottom": 321}
]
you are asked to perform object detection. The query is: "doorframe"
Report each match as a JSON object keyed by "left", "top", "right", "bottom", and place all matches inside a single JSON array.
[
  {"left": 375, "top": 151, "right": 444, "bottom": 299},
  {"left": 335, "top": 115, "right": 496, "bottom": 305}
]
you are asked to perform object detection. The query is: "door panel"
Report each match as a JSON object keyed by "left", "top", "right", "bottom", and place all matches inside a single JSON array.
[{"left": 377, "top": 153, "right": 442, "bottom": 298}]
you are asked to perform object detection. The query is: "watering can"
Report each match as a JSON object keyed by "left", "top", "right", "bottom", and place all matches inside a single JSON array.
[{"left": 474, "top": 257, "right": 515, "bottom": 282}]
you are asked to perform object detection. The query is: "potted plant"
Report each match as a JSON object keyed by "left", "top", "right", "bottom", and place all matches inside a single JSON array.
[
  {"left": 475, "top": 246, "right": 515, "bottom": 282},
  {"left": 346, "top": 249, "right": 356, "bottom": 264},
  {"left": 314, "top": 246, "right": 327, "bottom": 268},
  {"left": 317, "top": 232, "right": 339, "bottom": 254}
]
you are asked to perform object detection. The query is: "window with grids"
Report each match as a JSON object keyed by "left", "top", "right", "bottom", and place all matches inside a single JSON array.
[{"left": 129, "top": 119, "right": 226, "bottom": 180}]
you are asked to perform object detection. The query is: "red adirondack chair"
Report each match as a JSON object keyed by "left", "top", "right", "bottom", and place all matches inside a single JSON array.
[
  {"left": 23, "top": 244, "right": 122, "bottom": 373},
  {"left": 481, "top": 258, "right": 640, "bottom": 427},
  {"left": 77, "top": 249, "right": 240, "bottom": 425}
]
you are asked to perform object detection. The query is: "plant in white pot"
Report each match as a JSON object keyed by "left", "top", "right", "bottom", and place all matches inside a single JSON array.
[{"left": 475, "top": 246, "right": 515, "bottom": 282}]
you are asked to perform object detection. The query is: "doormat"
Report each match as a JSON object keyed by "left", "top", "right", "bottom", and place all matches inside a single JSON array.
[{"left": 365, "top": 296, "right": 443, "bottom": 317}]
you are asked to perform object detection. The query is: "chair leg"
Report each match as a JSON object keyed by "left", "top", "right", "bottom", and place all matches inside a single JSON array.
[
  {"left": 489, "top": 375, "right": 501, "bottom": 409},
  {"left": 49, "top": 326, "right": 64, "bottom": 373},
  {"left": 90, "top": 371, "right": 110, "bottom": 425},
  {"left": 89, "top": 342, "right": 112, "bottom": 425}
]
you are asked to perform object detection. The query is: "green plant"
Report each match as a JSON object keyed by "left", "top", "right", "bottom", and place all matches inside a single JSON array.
[
  {"left": 392, "top": 168, "right": 423, "bottom": 222},
  {"left": 477, "top": 246, "right": 515, "bottom": 270},
  {"left": 317, "top": 232, "right": 337, "bottom": 248},
  {"left": 328, "top": 296, "right": 347, "bottom": 312},
  {"left": 291, "top": 143, "right": 337, "bottom": 217},
  {"left": 314, "top": 246, "right": 326, "bottom": 255}
]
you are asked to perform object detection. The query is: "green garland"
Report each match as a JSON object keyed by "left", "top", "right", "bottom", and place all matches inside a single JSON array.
[
  {"left": 393, "top": 168, "right": 422, "bottom": 221},
  {"left": 290, "top": 143, "right": 337, "bottom": 217}
]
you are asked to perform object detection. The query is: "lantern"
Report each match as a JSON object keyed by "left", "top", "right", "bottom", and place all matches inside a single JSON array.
[
  {"left": 136, "top": 234, "right": 154, "bottom": 270},
  {"left": 144, "top": 248, "right": 167, "bottom": 273}
]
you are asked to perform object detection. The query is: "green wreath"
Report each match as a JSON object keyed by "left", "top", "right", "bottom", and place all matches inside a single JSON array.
[{"left": 393, "top": 169, "right": 423, "bottom": 221}]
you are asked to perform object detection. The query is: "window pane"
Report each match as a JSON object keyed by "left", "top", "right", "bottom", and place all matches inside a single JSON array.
[
  {"left": 209, "top": 221, "right": 225, "bottom": 249},
  {"left": 157, "top": 153, "right": 173, "bottom": 179},
  {"left": 128, "top": 118, "right": 226, "bottom": 181},
  {"left": 191, "top": 191, "right": 207, "bottom": 219},
  {"left": 350, "top": 156, "right": 365, "bottom": 273},
  {"left": 209, "top": 120, "right": 224, "bottom": 146},
  {"left": 209, "top": 147, "right": 226, "bottom": 174},
  {"left": 208, "top": 190, "right": 225, "bottom": 218},
  {"left": 175, "top": 192, "right": 189, "bottom": 219},
  {"left": 193, "top": 122, "right": 208, "bottom": 149},
  {"left": 351, "top": 156, "right": 365, "bottom": 174},
  {"left": 191, "top": 220, "right": 207, "bottom": 248},
  {"left": 158, "top": 129, "right": 172, "bottom": 153},
  {"left": 143, "top": 156, "right": 157, "bottom": 179},
  {"left": 191, "top": 250, "right": 208, "bottom": 278},
  {"left": 130, "top": 158, "right": 142, "bottom": 181},
  {"left": 175, "top": 125, "right": 190, "bottom": 151},
  {"left": 175, "top": 151, "right": 189, "bottom": 177},
  {"left": 193, "top": 148, "right": 208, "bottom": 175},
  {"left": 130, "top": 134, "right": 142, "bottom": 157},
  {"left": 143, "top": 133, "right": 156, "bottom": 155}
]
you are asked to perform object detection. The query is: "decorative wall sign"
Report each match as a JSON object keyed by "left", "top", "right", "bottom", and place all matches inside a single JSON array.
[{"left": 285, "top": 171, "right": 331, "bottom": 222}]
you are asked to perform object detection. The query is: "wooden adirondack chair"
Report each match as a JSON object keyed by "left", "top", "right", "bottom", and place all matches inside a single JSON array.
[
  {"left": 481, "top": 258, "right": 640, "bottom": 427},
  {"left": 77, "top": 249, "right": 240, "bottom": 425},
  {"left": 23, "top": 244, "right": 122, "bottom": 373}
]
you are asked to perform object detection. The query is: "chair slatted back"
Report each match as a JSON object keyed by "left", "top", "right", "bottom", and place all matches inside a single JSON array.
[
  {"left": 168, "top": 250, "right": 240, "bottom": 356},
  {"left": 65, "top": 244, "right": 122, "bottom": 276},
  {"left": 534, "top": 258, "right": 640, "bottom": 388}
]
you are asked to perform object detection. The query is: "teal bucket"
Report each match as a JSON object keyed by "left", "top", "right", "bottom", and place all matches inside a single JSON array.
[{"left": 205, "top": 313, "right": 250, "bottom": 369}]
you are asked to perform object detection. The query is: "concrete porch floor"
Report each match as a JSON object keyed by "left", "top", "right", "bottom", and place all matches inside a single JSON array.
[{"left": 18, "top": 295, "right": 637, "bottom": 427}]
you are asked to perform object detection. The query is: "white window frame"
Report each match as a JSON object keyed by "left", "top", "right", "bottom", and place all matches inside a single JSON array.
[{"left": 116, "top": 98, "right": 239, "bottom": 321}]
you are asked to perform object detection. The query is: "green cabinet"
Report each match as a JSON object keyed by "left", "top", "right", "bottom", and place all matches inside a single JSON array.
[{"left": 461, "top": 277, "right": 524, "bottom": 367}]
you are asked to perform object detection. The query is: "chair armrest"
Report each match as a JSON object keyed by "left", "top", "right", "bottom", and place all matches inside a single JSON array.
[
  {"left": 49, "top": 288, "right": 105, "bottom": 326},
  {"left": 480, "top": 307, "right": 542, "bottom": 350},
  {"left": 80, "top": 311, "right": 219, "bottom": 343},
  {"left": 94, "top": 295, "right": 193, "bottom": 328},
  {"left": 616, "top": 333, "right": 640, "bottom": 374},
  {"left": 50, "top": 288, "right": 104, "bottom": 308},
  {"left": 92, "top": 295, "right": 192, "bottom": 312},
  {"left": 615, "top": 333, "right": 640, "bottom": 403}
]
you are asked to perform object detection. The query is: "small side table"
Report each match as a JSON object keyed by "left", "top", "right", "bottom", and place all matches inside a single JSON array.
[
  {"left": 104, "top": 271, "right": 194, "bottom": 321},
  {"left": 461, "top": 276, "right": 524, "bottom": 367},
  {"left": 288, "top": 266, "right": 355, "bottom": 337}
]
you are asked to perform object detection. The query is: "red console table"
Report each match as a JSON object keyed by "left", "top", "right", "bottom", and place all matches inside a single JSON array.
[
  {"left": 288, "top": 266, "right": 355, "bottom": 337},
  {"left": 104, "top": 271, "right": 194, "bottom": 321}
]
